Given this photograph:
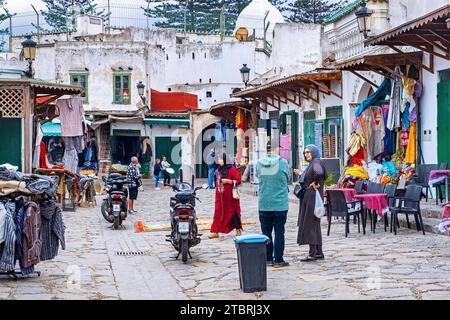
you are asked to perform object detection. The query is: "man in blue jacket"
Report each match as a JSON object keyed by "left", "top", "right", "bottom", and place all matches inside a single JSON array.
[
  {"left": 206, "top": 148, "right": 218, "bottom": 189},
  {"left": 256, "top": 142, "right": 291, "bottom": 268}
]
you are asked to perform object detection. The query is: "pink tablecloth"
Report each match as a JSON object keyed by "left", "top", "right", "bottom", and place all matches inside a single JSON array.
[
  {"left": 439, "top": 204, "right": 450, "bottom": 233},
  {"left": 429, "top": 170, "right": 450, "bottom": 185},
  {"left": 325, "top": 188, "right": 356, "bottom": 202},
  {"left": 354, "top": 194, "right": 389, "bottom": 219}
]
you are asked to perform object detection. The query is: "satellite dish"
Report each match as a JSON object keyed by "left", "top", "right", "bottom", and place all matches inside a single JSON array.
[{"left": 235, "top": 27, "right": 249, "bottom": 41}]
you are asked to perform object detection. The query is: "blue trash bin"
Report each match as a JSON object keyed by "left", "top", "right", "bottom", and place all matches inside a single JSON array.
[{"left": 234, "top": 234, "right": 270, "bottom": 293}]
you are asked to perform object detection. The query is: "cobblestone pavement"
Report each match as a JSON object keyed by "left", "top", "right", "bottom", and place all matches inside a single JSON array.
[{"left": 1, "top": 180, "right": 450, "bottom": 300}]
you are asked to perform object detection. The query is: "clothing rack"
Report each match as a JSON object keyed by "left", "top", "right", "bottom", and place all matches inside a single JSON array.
[{"left": 0, "top": 192, "right": 48, "bottom": 280}]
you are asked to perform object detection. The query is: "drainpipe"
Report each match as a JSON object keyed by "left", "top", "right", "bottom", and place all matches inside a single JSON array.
[{"left": 31, "top": 5, "right": 40, "bottom": 44}]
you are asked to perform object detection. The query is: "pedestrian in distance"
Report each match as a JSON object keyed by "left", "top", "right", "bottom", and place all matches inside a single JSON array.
[
  {"left": 206, "top": 148, "right": 218, "bottom": 189},
  {"left": 256, "top": 142, "right": 291, "bottom": 268},
  {"left": 161, "top": 155, "right": 172, "bottom": 188},
  {"left": 153, "top": 158, "right": 163, "bottom": 190},
  {"left": 127, "top": 156, "right": 142, "bottom": 215},
  {"left": 294, "top": 144, "right": 327, "bottom": 262},
  {"left": 208, "top": 153, "right": 243, "bottom": 239}
]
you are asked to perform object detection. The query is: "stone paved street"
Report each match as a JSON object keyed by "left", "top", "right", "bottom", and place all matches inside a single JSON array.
[{"left": 1, "top": 180, "right": 450, "bottom": 300}]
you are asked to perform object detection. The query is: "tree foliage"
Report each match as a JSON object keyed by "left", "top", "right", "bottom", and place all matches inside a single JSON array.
[
  {"left": 40, "top": 0, "right": 109, "bottom": 32},
  {"left": 286, "top": 0, "right": 349, "bottom": 24},
  {"left": 143, "top": 0, "right": 289, "bottom": 34},
  {"left": 0, "top": 0, "right": 8, "bottom": 51}
]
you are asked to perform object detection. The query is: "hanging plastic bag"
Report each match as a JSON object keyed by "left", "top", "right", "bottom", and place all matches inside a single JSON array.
[{"left": 314, "top": 190, "right": 326, "bottom": 219}]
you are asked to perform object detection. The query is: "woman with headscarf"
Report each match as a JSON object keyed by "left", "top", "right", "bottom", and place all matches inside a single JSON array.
[
  {"left": 294, "top": 145, "right": 327, "bottom": 262},
  {"left": 208, "top": 153, "right": 243, "bottom": 239}
]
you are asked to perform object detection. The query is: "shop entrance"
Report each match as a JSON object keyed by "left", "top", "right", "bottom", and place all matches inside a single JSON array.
[
  {"left": 111, "top": 130, "right": 141, "bottom": 165},
  {"left": 155, "top": 136, "right": 182, "bottom": 176},
  {"left": 0, "top": 116, "right": 22, "bottom": 170},
  {"left": 438, "top": 77, "right": 450, "bottom": 166}
]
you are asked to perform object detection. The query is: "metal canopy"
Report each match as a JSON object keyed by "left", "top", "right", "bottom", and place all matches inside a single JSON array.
[{"left": 209, "top": 101, "right": 253, "bottom": 122}]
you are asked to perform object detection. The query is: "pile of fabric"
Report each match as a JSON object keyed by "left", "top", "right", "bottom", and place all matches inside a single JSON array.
[
  {"left": 0, "top": 198, "right": 65, "bottom": 275},
  {"left": 0, "top": 165, "right": 58, "bottom": 197},
  {"left": 339, "top": 165, "right": 369, "bottom": 188}
]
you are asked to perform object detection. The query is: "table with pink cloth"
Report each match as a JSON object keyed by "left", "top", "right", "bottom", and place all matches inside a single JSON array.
[
  {"left": 354, "top": 194, "right": 389, "bottom": 220},
  {"left": 429, "top": 170, "right": 450, "bottom": 205},
  {"left": 325, "top": 188, "right": 357, "bottom": 202},
  {"left": 439, "top": 204, "right": 450, "bottom": 233}
]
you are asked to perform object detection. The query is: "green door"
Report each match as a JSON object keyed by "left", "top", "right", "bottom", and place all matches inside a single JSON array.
[
  {"left": 155, "top": 136, "right": 182, "bottom": 176},
  {"left": 438, "top": 81, "right": 450, "bottom": 166},
  {"left": 0, "top": 117, "right": 22, "bottom": 171},
  {"left": 303, "top": 120, "right": 316, "bottom": 148}
]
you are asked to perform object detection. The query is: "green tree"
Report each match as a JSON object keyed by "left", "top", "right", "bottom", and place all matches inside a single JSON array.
[
  {"left": 286, "top": 0, "right": 348, "bottom": 24},
  {"left": 143, "top": 0, "right": 290, "bottom": 33},
  {"left": 0, "top": 0, "right": 8, "bottom": 51},
  {"left": 40, "top": 0, "right": 108, "bottom": 32}
]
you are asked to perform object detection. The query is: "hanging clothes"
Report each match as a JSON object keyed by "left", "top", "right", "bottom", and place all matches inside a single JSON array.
[
  {"left": 214, "top": 122, "right": 223, "bottom": 142},
  {"left": 0, "top": 201, "right": 16, "bottom": 272},
  {"left": 142, "top": 138, "right": 153, "bottom": 162},
  {"left": 356, "top": 78, "right": 392, "bottom": 117},
  {"left": 383, "top": 104, "right": 394, "bottom": 155},
  {"left": 14, "top": 203, "right": 35, "bottom": 276},
  {"left": 405, "top": 122, "right": 416, "bottom": 164},
  {"left": 400, "top": 129, "right": 409, "bottom": 147},
  {"left": 22, "top": 202, "right": 42, "bottom": 269},
  {"left": 402, "top": 101, "right": 411, "bottom": 130},
  {"left": 39, "top": 200, "right": 66, "bottom": 262},
  {"left": 372, "top": 107, "right": 386, "bottom": 159},
  {"left": 56, "top": 97, "right": 84, "bottom": 137},
  {"left": 387, "top": 67, "right": 402, "bottom": 130},
  {"left": 33, "top": 123, "right": 44, "bottom": 169}
]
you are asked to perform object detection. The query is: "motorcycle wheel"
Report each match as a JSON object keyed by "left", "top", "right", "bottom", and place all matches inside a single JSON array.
[
  {"left": 101, "top": 200, "right": 114, "bottom": 223},
  {"left": 181, "top": 239, "right": 189, "bottom": 263},
  {"left": 113, "top": 215, "right": 120, "bottom": 230}
]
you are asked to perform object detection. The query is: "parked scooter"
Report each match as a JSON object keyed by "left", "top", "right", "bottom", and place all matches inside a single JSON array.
[
  {"left": 166, "top": 168, "right": 208, "bottom": 263},
  {"left": 101, "top": 173, "right": 129, "bottom": 230}
]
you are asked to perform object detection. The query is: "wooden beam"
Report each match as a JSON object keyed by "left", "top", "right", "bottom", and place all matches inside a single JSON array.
[
  {"left": 415, "top": 33, "right": 449, "bottom": 53},
  {"left": 426, "top": 29, "right": 450, "bottom": 45},
  {"left": 308, "top": 79, "right": 343, "bottom": 99},
  {"left": 388, "top": 45, "right": 434, "bottom": 73},
  {"left": 349, "top": 70, "right": 380, "bottom": 88}
]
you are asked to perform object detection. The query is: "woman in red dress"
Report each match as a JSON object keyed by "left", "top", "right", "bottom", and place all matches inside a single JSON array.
[{"left": 208, "top": 153, "right": 243, "bottom": 239}]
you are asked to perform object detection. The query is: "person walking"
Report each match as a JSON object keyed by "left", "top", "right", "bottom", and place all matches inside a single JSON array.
[
  {"left": 256, "top": 143, "right": 291, "bottom": 268},
  {"left": 295, "top": 145, "right": 327, "bottom": 262},
  {"left": 161, "top": 156, "right": 172, "bottom": 188},
  {"left": 206, "top": 148, "right": 218, "bottom": 189},
  {"left": 208, "top": 153, "right": 243, "bottom": 239},
  {"left": 127, "top": 156, "right": 142, "bottom": 215},
  {"left": 153, "top": 158, "right": 163, "bottom": 190}
]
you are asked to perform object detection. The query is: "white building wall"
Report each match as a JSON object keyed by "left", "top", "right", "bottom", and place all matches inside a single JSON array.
[
  {"left": 388, "top": 0, "right": 449, "bottom": 26},
  {"left": 272, "top": 23, "right": 323, "bottom": 76}
]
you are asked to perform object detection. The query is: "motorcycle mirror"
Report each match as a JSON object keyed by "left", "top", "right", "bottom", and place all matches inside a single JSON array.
[{"left": 166, "top": 168, "right": 175, "bottom": 175}]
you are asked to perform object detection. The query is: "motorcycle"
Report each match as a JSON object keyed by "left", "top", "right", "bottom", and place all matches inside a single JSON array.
[
  {"left": 166, "top": 168, "right": 208, "bottom": 263},
  {"left": 101, "top": 173, "right": 129, "bottom": 230}
]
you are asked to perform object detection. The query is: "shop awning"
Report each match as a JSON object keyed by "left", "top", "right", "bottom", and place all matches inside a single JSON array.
[
  {"left": 230, "top": 69, "right": 342, "bottom": 110},
  {"left": 41, "top": 121, "right": 61, "bottom": 137},
  {"left": 209, "top": 101, "right": 253, "bottom": 123},
  {"left": 365, "top": 5, "right": 450, "bottom": 72},
  {"left": 335, "top": 52, "right": 423, "bottom": 88},
  {"left": 144, "top": 118, "right": 190, "bottom": 126}
]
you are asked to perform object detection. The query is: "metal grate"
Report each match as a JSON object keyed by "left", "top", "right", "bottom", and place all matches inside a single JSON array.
[
  {"left": 115, "top": 251, "right": 152, "bottom": 256},
  {"left": 0, "top": 89, "right": 24, "bottom": 118}
]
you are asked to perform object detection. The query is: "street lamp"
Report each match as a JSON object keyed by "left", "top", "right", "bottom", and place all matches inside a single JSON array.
[
  {"left": 355, "top": 1, "right": 374, "bottom": 39},
  {"left": 136, "top": 81, "right": 148, "bottom": 111},
  {"left": 240, "top": 64, "right": 251, "bottom": 87},
  {"left": 21, "top": 35, "right": 37, "bottom": 78}
]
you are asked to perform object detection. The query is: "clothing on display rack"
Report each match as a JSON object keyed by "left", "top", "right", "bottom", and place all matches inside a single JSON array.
[
  {"left": 142, "top": 138, "right": 153, "bottom": 162},
  {"left": 356, "top": 78, "right": 392, "bottom": 117},
  {"left": 39, "top": 200, "right": 65, "bottom": 261},
  {"left": 56, "top": 97, "right": 84, "bottom": 137},
  {"left": 23, "top": 202, "right": 42, "bottom": 268}
]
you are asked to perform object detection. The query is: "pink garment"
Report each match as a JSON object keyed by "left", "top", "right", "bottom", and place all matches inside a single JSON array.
[
  {"left": 439, "top": 205, "right": 450, "bottom": 232},
  {"left": 354, "top": 194, "right": 388, "bottom": 219},
  {"left": 325, "top": 188, "right": 356, "bottom": 202},
  {"left": 280, "top": 134, "right": 291, "bottom": 149},
  {"left": 280, "top": 149, "right": 290, "bottom": 160},
  {"left": 56, "top": 97, "right": 84, "bottom": 137}
]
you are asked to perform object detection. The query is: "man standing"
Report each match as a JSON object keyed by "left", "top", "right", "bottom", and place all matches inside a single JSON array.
[
  {"left": 127, "top": 156, "right": 142, "bottom": 215},
  {"left": 256, "top": 142, "right": 291, "bottom": 268},
  {"left": 206, "top": 148, "right": 218, "bottom": 189}
]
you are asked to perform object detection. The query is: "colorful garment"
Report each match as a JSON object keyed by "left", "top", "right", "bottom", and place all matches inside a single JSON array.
[{"left": 405, "top": 122, "right": 416, "bottom": 164}]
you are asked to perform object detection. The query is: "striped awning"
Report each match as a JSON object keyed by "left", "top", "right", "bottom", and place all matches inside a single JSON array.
[{"left": 144, "top": 118, "right": 190, "bottom": 126}]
